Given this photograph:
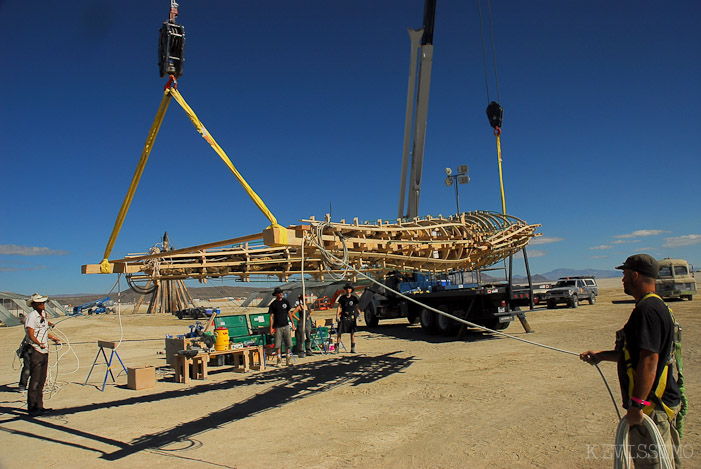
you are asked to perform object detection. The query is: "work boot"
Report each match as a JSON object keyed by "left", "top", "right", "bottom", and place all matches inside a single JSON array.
[
  {"left": 334, "top": 344, "right": 340, "bottom": 354},
  {"left": 351, "top": 343, "right": 356, "bottom": 353},
  {"left": 298, "top": 352, "right": 306, "bottom": 358},
  {"left": 306, "top": 348, "right": 313, "bottom": 356},
  {"left": 286, "top": 354, "right": 292, "bottom": 366}
]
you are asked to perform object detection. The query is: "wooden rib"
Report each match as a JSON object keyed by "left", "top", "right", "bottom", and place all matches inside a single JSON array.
[{"left": 83, "top": 211, "right": 540, "bottom": 282}]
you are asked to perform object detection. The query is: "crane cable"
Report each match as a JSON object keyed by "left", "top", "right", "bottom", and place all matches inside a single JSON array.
[
  {"left": 478, "top": 0, "right": 506, "bottom": 215},
  {"left": 99, "top": 78, "right": 285, "bottom": 274},
  {"left": 478, "top": 0, "right": 501, "bottom": 105}
]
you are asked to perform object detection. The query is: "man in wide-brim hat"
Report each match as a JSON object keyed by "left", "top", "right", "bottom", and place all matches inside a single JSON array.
[{"left": 23, "top": 293, "right": 61, "bottom": 416}]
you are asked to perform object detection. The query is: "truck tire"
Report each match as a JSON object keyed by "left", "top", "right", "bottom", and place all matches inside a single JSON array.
[
  {"left": 420, "top": 308, "right": 438, "bottom": 334},
  {"left": 485, "top": 305, "right": 519, "bottom": 331},
  {"left": 569, "top": 295, "right": 579, "bottom": 308},
  {"left": 589, "top": 295, "right": 596, "bottom": 305},
  {"left": 684, "top": 295, "right": 693, "bottom": 301},
  {"left": 483, "top": 318, "right": 509, "bottom": 331},
  {"left": 436, "top": 306, "right": 458, "bottom": 335},
  {"left": 407, "top": 313, "right": 420, "bottom": 325},
  {"left": 547, "top": 300, "right": 556, "bottom": 310},
  {"left": 364, "top": 305, "right": 379, "bottom": 328}
]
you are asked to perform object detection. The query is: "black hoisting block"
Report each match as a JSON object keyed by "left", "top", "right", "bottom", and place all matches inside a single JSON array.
[{"left": 486, "top": 101, "right": 503, "bottom": 130}]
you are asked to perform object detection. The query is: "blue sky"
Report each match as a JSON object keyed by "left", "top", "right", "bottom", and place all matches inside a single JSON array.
[{"left": 1, "top": 1, "right": 700, "bottom": 295}]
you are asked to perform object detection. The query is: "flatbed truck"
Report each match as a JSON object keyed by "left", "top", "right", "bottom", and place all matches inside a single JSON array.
[{"left": 358, "top": 271, "right": 532, "bottom": 336}]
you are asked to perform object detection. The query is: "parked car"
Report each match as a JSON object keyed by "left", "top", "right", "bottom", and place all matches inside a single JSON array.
[{"left": 544, "top": 276, "right": 598, "bottom": 309}]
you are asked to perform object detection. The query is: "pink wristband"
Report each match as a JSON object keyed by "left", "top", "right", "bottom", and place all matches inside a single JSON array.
[{"left": 631, "top": 396, "right": 651, "bottom": 406}]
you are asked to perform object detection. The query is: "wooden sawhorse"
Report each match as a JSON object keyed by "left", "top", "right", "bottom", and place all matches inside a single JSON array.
[{"left": 85, "top": 340, "right": 128, "bottom": 391}]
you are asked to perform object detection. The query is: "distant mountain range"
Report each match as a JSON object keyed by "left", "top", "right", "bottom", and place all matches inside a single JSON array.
[
  {"left": 536, "top": 268, "right": 620, "bottom": 280},
  {"left": 478, "top": 268, "right": 620, "bottom": 284},
  {"left": 51, "top": 268, "right": 620, "bottom": 303}
]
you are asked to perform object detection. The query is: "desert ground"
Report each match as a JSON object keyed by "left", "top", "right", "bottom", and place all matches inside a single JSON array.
[{"left": 1, "top": 278, "right": 698, "bottom": 468}]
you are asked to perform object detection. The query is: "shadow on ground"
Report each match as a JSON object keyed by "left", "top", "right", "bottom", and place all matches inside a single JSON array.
[
  {"left": 0, "top": 351, "right": 414, "bottom": 465},
  {"left": 361, "top": 321, "right": 524, "bottom": 344}
]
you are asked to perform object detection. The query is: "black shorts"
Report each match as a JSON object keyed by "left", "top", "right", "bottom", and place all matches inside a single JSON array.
[{"left": 337, "top": 315, "right": 357, "bottom": 334}]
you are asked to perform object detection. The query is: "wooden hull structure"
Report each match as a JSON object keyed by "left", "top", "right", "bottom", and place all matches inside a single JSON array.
[{"left": 83, "top": 211, "right": 540, "bottom": 283}]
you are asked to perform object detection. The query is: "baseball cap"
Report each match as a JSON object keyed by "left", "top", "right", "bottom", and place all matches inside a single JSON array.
[{"left": 615, "top": 254, "right": 659, "bottom": 279}]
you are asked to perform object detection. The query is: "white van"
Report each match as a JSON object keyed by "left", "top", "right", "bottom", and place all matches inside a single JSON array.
[{"left": 656, "top": 258, "right": 696, "bottom": 301}]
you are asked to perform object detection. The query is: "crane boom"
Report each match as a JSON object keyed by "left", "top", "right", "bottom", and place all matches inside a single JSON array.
[{"left": 398, "top": 0, "right": 436, "bottom": 220}]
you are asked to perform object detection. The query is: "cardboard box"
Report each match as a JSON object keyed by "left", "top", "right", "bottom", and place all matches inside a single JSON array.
[{"left": 127, "top": 366, "right": 156, "bottom": 390}]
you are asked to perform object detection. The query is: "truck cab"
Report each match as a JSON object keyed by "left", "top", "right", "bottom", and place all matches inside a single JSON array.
[{"left": 656, "top": 258, "right": 696, "bottom": 300}]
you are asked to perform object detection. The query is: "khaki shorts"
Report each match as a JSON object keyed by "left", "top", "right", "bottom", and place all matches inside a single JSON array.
[{"left": 274, "top": 325, "right": 293, "bottom": 351}]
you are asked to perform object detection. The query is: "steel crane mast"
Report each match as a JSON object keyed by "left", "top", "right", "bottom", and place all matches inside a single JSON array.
[{"left": 398, "top": 0, "right": 437, "bottom": 220}]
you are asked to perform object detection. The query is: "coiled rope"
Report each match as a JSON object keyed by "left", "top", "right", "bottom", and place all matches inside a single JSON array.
[
  {"left": 614, "top": 414, "right": 674, "bottom": 469},
  {"left": 307, "top": 221, "right": 348, "bottom": 281}
]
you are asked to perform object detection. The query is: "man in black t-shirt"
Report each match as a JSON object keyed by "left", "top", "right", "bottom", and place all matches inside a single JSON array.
[
  {"left": 336, "top": 283, "right": 361, "bottom": 353},
  {"left": 268, "top": 287, "right": 294, "bottom": 365},
  {"left": 581, "top": 254, "right": 682, "bottom": 467}
]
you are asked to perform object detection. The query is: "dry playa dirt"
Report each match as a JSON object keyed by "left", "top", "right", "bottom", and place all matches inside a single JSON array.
[{"left": 1, "top": 278, "right": 699, "bottom": 468}]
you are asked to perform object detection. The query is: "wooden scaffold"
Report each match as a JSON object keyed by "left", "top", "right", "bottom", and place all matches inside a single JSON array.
[{"left": 126, "top": 232, "right": 197, "bottom": 314}]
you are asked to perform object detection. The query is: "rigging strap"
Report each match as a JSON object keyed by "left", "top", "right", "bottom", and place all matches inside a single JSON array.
[
  {"left": 99, "top": 82, "right": 285, "bottom": 274},
  {"left": 100, "top": 90, "right": 173, "bottom": 273}
]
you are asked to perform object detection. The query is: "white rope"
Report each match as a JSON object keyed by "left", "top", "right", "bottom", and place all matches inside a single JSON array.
[
  {"left": 300, "top": 236, "right": 307, "bottom": 344},
  {"left": 311, "top": 241, "right": 678, "bottom": 466},
  {"left": 614, "top": 414, "right": 674, "bottom": 469},
  {"left": 26, "top": 275, "right": 123, "bottom": 401},
  {"left": 115, "top": 273, "right": 124, "bottom": 349},
  {"left": 309, "top": 221, "right": 348, "bottom": 281},
  {"left": 44, "top": 325, "right": 81, "bottom": 397},
  {"left": 309, "top": 237, "right": 579, "bottom": 356},
  {"left": 307, "top": 236, "right": 624, "bottom": 418}
]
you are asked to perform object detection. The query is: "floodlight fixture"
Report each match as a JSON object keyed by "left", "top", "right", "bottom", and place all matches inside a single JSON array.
[{"left": 444, "top": 163, "right": 471, "bottom": 215}]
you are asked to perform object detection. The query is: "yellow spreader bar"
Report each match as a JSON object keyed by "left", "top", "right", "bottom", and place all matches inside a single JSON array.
[
  {"left": 168, "top": 88, "right": 283, "bottom": 230},
  {"left": 99, "top": 84, "right": 286, "bottom": 274},
  {"left": 100, "top": 90, "right": 173, "bottom": 273}
]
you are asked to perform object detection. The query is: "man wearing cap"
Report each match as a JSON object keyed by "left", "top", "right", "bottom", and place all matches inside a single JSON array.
[
  {"left": 268, "top": 287, "right": 294, "bottom": 365},
  {"left": 580, "top": 255, "right": 682, "bottom": 467},
  {"left": 23, "top": 293, "right": 61, "bottom": 416},
  {"left": 336, "top": 283, "right": 361, "bottom": 353}
]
